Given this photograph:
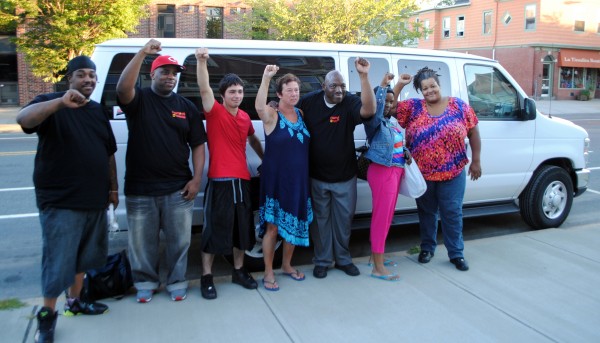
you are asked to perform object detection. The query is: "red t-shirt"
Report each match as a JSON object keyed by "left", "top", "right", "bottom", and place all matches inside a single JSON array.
[{"left": 205, "top": 101, "right": 255, "bottom": 180}]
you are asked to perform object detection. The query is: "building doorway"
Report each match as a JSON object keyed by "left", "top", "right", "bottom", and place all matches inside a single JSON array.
[{"left": 541, "top": 55, "right": 555, "bottom": 98}]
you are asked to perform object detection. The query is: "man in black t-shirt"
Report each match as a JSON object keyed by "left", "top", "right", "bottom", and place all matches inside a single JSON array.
[
  {"left": 116, "top": 39, "right": 207, "bottom": 304},
  {"left": 17, "top": 56, "right": 118, "bottom": 343},
  {"left": 296, "top": 58, "right": 376, "bottom": 279}
]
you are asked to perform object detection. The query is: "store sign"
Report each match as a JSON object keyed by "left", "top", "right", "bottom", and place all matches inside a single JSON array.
[{"left": 560, "top": 49, "right": 600, "bottom": 68}]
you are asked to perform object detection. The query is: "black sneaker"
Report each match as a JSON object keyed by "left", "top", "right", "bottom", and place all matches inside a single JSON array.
[
  {"left": 313, "top": 265, "right": 328, "bottom": 279},
  {"left": 418, "top": 251, "right": 434, "bottom": 263},
  {"left": 450, "top": 257, "right": 469, "bottom": 271},
  {"left": 34, "top": 307, "right": 57, "bottom": 343},
  {"left": 201, "top": 274, "right": 217, "bottom": 300},
  {"left": 334, "top": 263, "right": 360, "bottom": 276},
  {"left": 64, "top": 298, "right": 108, "bottom": 316},
  {"left": 232, "top": 267, "right": 258, "bottom": 289}
]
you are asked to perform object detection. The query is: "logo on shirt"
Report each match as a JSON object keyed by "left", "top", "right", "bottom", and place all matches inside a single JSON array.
[
  {"left": 172, "top": 111, "right": 186, "bottom": 119},
  {"left": 329, "top": 115, "right": 340, "bottom": 123}
]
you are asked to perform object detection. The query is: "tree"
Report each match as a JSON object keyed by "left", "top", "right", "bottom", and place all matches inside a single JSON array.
[
  {"left": 229, "top": 0, "right": 426, "bottom": 46},
  {"left": 0, "top": 1, "right": 18, "bottom": 33},
  {"left": 4, "top": 0, "right": 149, "bottom": 82}
]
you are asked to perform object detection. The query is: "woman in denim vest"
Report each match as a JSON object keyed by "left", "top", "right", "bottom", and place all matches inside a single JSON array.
[{"left": 363, "top": 72, "right": 412, "bottom": 281}]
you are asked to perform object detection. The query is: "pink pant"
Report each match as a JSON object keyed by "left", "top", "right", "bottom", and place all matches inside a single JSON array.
[{"left": 367, "top": 163, "right": 405, "bottom": 254}]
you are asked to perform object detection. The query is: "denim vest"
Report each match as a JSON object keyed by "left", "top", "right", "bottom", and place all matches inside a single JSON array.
[{"left": 364, "top": 86, "right": 405, "bottom": 167}]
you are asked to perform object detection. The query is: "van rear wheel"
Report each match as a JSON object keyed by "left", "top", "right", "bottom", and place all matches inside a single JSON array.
[{"left": 519, "top": 165, "right": 573, "bottom": 229}]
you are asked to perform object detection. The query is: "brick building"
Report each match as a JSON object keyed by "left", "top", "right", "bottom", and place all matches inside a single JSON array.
[
  {"left": 413, "top": 0, "right": 600, "bottom": 100},
  {"left": 3, "top": 1, "right": 252, "bottom": 106}
]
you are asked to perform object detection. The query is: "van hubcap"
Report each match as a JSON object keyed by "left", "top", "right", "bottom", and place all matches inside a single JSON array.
[{"left": 542, "top": 181, "right": 567, "bottom": 219}]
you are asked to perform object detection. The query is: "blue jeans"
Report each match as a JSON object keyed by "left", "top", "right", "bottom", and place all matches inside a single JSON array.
[
  {"left": 416, "top": 170, "right": 466, "bottom": 259},
  {"left": 126, "top": 191, "right": 193, "bottom": 292},
  {"left": 39, "top": 208, "right": 107, "bottom": 298}
]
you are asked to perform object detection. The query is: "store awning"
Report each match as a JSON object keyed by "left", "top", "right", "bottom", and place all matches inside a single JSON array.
[{"left": 559, "top": 49, "right": 600, "bottom": 68}]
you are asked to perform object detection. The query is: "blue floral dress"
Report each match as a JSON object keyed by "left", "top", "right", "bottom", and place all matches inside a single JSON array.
[{"left": 258, "top": 109, "right": 312, "bottom": 246}]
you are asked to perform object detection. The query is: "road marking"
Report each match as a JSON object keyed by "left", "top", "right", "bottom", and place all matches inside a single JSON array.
[
  {"left": 0, "top": 187, "right": 34, "bottom": 192},
  {"left": 0, "top": 213, "right": 39, "bottom": 220},
  {"left": 0, "top": 137, "right": 36, "bottom": 140},
  {"left": 586, "top": 189, "right": 600, "bottom": 195},
  {"left": 0, "top": 151, "right": 36, "bottom": 156}
]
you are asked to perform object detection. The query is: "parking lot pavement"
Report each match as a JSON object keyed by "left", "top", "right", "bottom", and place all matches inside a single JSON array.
[{"left": 2, "top": 226, "right": 599, "bottom": 342}]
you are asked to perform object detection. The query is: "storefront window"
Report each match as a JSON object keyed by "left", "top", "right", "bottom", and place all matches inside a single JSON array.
[{"left": 559, "top": 67, "right": 585, "bottom": 89}]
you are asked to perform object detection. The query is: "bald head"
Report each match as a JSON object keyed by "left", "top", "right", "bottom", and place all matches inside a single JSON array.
[{"left": 322, "top": 70, "right": 346, "bottom": 104}]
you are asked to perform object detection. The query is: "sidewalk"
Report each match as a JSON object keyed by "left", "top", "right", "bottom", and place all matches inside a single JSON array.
[{"left": 2, "top": 226, "right": 600, "bottom": 342}]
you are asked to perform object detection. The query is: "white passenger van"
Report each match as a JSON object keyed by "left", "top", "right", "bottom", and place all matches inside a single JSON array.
[{"left": 90, "top": 38, "right": 589, "bottom": 266}]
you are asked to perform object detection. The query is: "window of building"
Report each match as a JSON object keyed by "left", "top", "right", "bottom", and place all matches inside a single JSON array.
[
  {"left": 525, "top": 4, "right": 536, "bottom": 30},
  {"left": 597, "top": 22, "right": 600, "bottom": 33},
  {"left": 457, "top": 16, "right": 465, "bottom": 37},
  {"left": 503, "top": 12, "right": 512, "bottom": 25},
  {"left": 443, "top": 17, "right": 450, "bottom": 38},
  {"left": 424, "top": 19, "right": 430, "bottom": 40},
  {"left": 574, "top": 20, "right": 585, "bottom": 32},
  {"left": 483, "top": 11, "right": 492, "bottom": 35},
  {"left": 157, "top": 5, "right": 176, "bottom": 38},
  {"left": 206, "top": 7, "right": 223, "bottom": 39},
  {"left": 559, "top": 67, "right": 585, "bottom": 89}
]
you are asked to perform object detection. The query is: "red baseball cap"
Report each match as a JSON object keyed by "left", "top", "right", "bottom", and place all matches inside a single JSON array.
[{"left": 151, "top": 55, "right": 185, "bottom": 73}]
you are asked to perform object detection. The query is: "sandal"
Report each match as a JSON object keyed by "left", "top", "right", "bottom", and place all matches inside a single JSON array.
[
  {"left": 262, "top": 278, "right": 279, "bottom": 291},
  {"left": 282, "top": 269, "right": 305, "bottom": 281},
  {"left": 367, "top": 258, "right": 397, "bottom": 267}
]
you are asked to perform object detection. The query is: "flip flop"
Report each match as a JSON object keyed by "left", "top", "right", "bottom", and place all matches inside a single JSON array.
[
  {"left": 367, "top": 259, "right": 397, "bottom": 267},
  {"left": 262, "top": 278, "right": 280, "bottom": 291},
  {"left": 370, "top": 273, "right": 400, "bottom": 282},
  {"left": 282, "top": 269, "right": 305, "bottom": 281}
]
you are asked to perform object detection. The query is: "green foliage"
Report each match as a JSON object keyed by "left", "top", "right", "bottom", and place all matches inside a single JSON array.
[
  {"left": 229, "top": 0, "right": 426, "bottom": 46},
  {"left": 0, "top": 1, "right": 18, "bottom": 32},
  {"left": 407, "top": 245, "right": 421, "bottom": 255},
  {"left": 10, "top": 0, "right": 150, "bottom": 82},
  {"left": 0, "top": 298, "right": 27, "bottom": 311}
]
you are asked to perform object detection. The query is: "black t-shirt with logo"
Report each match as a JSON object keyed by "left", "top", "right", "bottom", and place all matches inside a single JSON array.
[
  {"left": 297, "top": 90, "right": 362, "bottom": 182},
  {"left": 118, "top": 87, "right": 207, "bottom": 196},
  {"left": 23, "top": 92, "right": 117, "bottom": 210}
]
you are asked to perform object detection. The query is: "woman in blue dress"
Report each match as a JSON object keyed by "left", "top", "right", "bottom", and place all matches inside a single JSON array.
[{"left": 255, "top": 65, "right": 312, "bottom": 291}]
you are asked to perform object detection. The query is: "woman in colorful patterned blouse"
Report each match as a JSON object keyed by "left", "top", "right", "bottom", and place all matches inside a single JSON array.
[
  {"left": 395, "top": 67, "right": 482, "bottom": 271},
  {"left": 255, "top": 65, "right": 312, "bottom": 291}
]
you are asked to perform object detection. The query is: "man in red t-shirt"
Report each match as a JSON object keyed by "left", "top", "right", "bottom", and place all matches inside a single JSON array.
[{"left": 195, "top": 48, "right": 264, "bottom": 300}]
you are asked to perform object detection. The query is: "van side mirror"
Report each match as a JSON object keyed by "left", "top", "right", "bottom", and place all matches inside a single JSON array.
[{"left": 521, "top": 98, "right": 536, "bottom": 121}]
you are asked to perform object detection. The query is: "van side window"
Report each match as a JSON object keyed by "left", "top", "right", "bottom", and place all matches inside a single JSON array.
[
  {"left": 100, "top": 53, "right": 155, "bottom": 120},
  {"left": 178, "top": 54, "right": 335, "bottom": 119},
  {"left": 465, "top": 64, "right": 518, "bottom": 120},
  {"left": 395, "top": 60, "right": 451, "bottom": 101},
  {"left": 347, "top": 58, "right": 389, "bottom": 94}
]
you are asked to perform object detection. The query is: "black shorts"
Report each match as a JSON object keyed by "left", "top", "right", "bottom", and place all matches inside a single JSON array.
[{"left": 201, "top": 179, "right": 256, "bottom": 255}]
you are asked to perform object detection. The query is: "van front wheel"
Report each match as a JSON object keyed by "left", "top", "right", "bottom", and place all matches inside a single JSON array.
[{"left": 519, "top": 165, "right": 573, "bottom": 229}]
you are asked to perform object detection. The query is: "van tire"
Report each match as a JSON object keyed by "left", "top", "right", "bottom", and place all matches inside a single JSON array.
[{"left": 519, "top": 165, "right": 573, "bottom": 229}]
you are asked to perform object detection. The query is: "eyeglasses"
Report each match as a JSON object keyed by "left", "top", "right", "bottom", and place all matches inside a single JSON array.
[{"left": 326, "top": 83, "right": 346, "bottom": 90}]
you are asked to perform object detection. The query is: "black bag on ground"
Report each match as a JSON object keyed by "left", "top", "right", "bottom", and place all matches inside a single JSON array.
[{"left": 81, "top": 249, "right": 133, "bottom": 301}]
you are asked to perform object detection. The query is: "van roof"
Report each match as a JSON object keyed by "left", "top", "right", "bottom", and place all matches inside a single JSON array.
[{"left": 96, "top": 38, "right": 495, "bottom": 62}]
